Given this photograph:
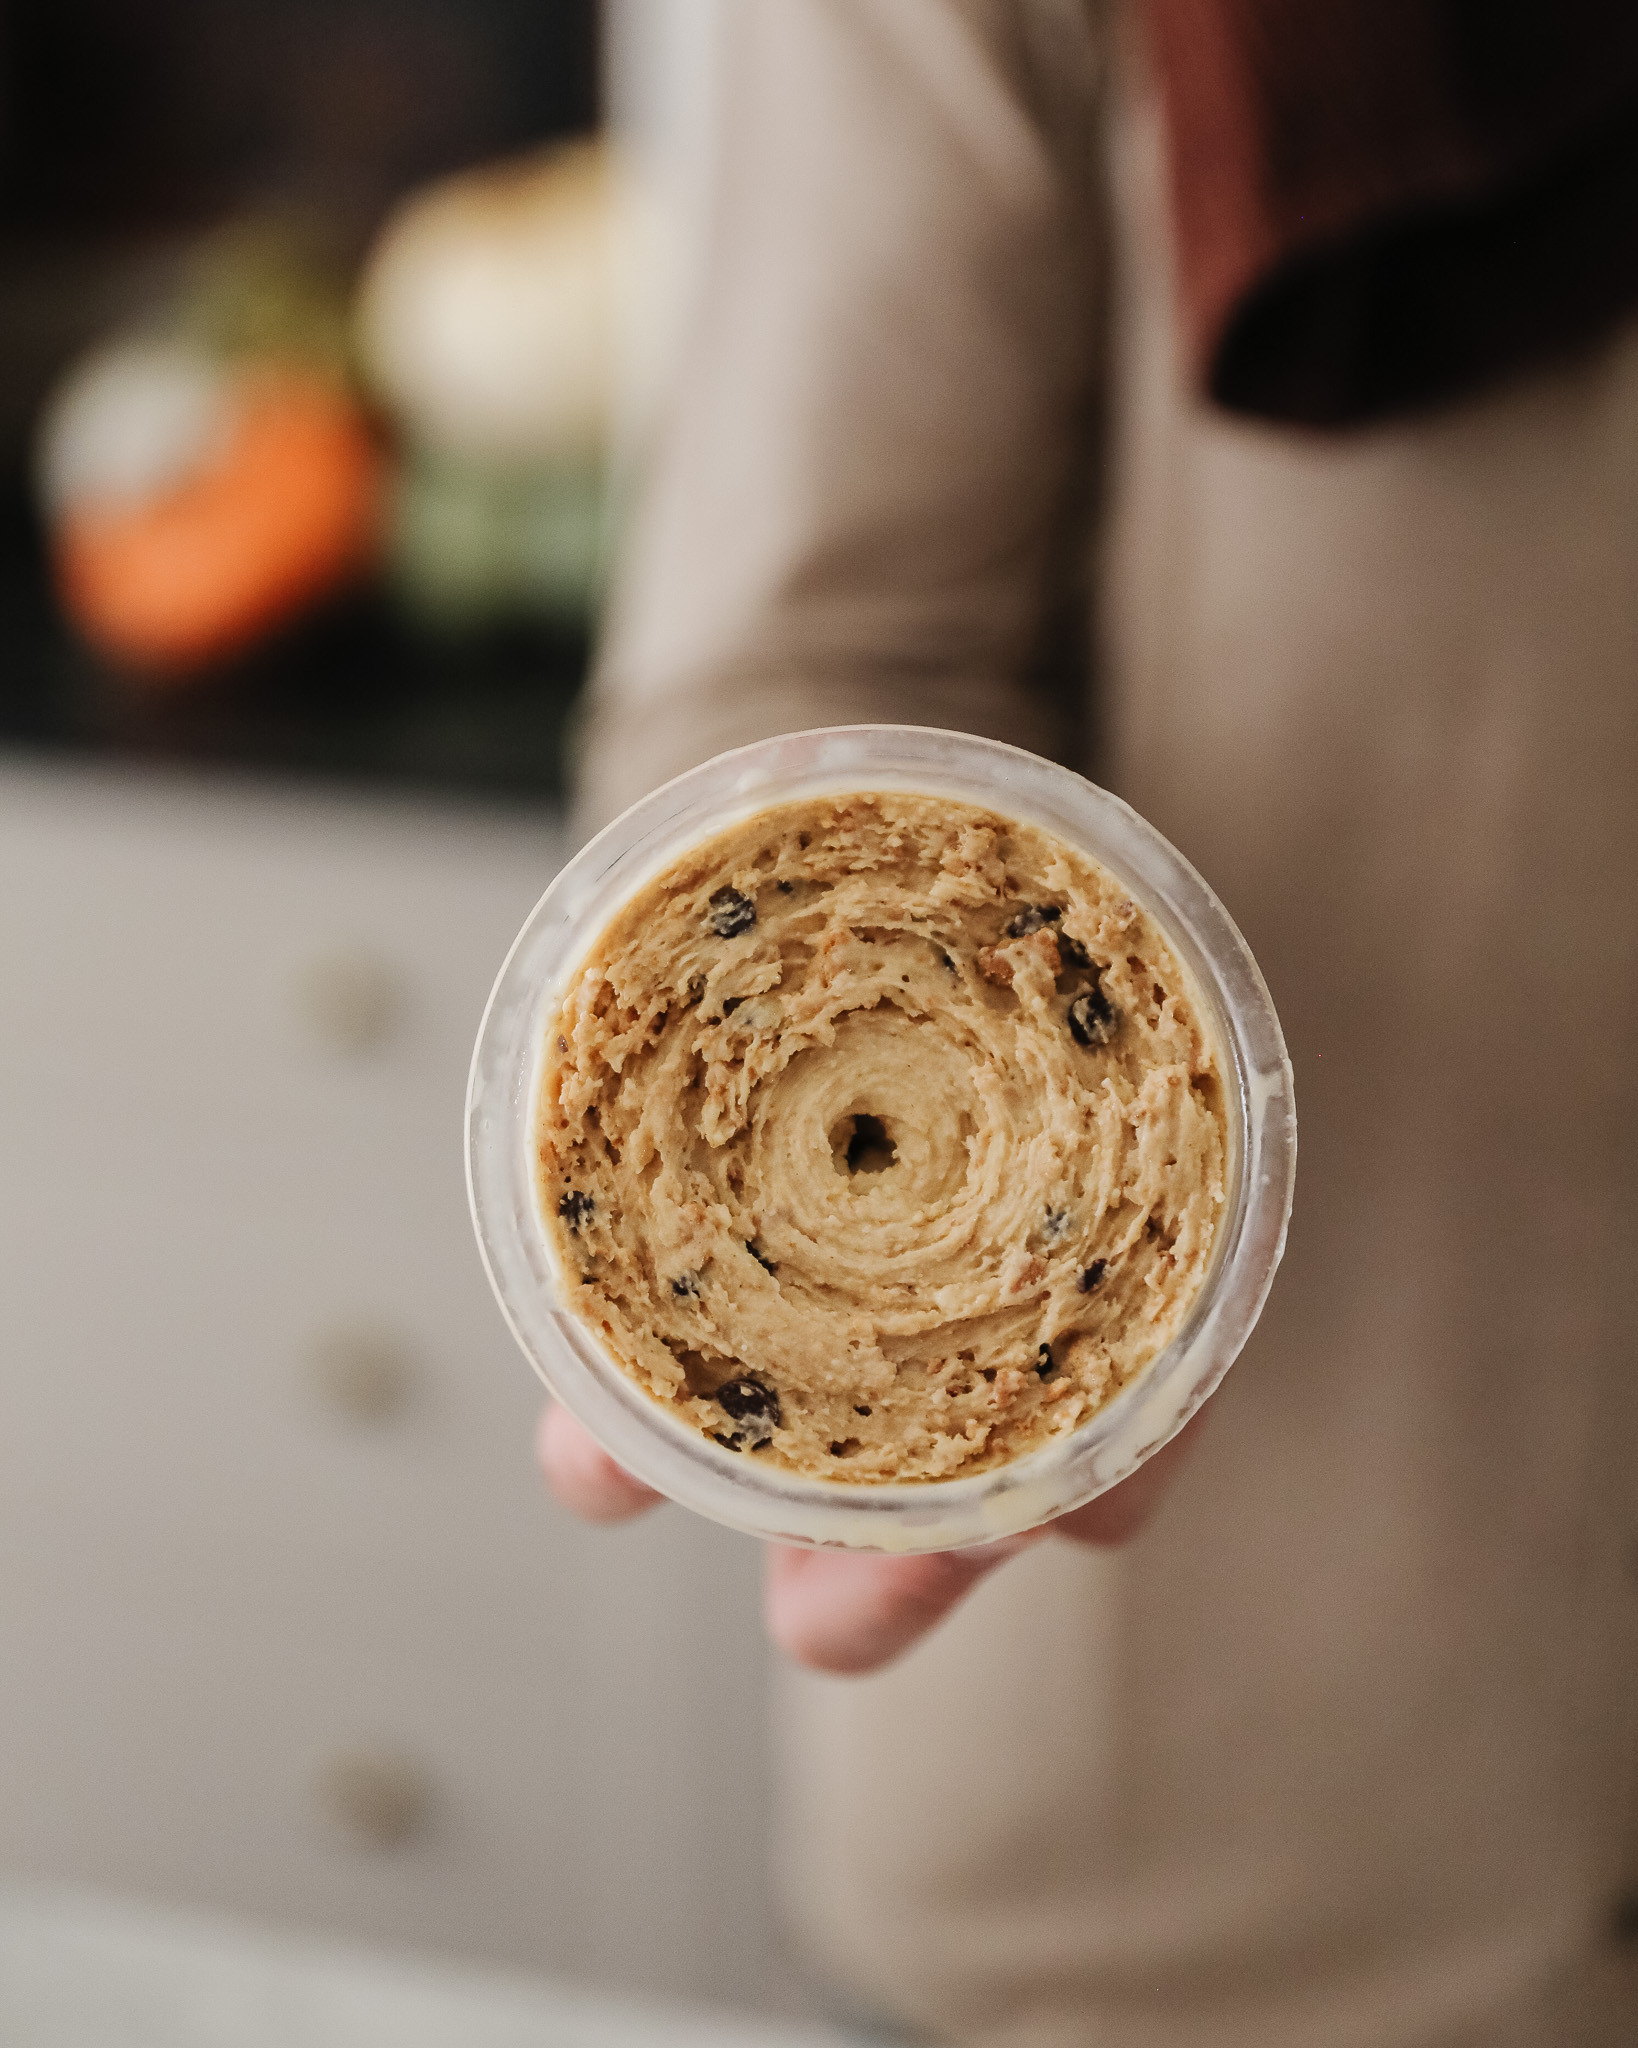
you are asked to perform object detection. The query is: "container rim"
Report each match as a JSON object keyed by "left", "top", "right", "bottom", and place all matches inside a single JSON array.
[{"left": 466, "top": 725, "right": 1296, "bottom": 1553}]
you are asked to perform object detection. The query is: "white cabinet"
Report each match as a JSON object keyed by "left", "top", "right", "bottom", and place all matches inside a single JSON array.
[{"left": 0, "top": 760, "right": 791, "bottom": 2014}]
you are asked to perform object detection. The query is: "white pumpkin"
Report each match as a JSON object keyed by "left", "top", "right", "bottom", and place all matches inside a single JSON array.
[
  {"left": 35, "top": 339, "right": 236, "bottom": 518},
  {"left": 357, "top": 139, "right": 620, "bottom": 467}
]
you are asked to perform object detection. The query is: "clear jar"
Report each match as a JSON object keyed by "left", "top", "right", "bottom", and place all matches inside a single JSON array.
[{"left": 467, "top": 726, "right": 1295, "bottom": 1553}]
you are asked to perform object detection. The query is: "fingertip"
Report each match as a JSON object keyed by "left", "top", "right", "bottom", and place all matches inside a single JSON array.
[
  {"left": 762, "top": 1549, "right": 875, "bottom": 1675},
  {"left": 537, "top": 1402, "right": 664, "bottom": 1524},
  {"left": 763, "top": 1544, "right": 1013, "bottom": 1675}
]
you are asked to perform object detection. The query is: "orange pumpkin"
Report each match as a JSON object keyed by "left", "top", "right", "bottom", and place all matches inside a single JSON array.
[{"left": 55, "top": 373, "right": 382, "bottom": 676}]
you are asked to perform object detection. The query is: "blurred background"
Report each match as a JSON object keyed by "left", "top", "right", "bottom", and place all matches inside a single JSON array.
[
  {"left": 3, "top": 0, "right": 605, "bottom": 779},
  {"left": 0, "top": 1, "right": 860, "bottom": 2040}
]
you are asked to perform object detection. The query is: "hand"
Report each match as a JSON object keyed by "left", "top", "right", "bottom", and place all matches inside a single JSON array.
[{"left": 537, "top": 1403, "right": 1200, "bottom": 1676}]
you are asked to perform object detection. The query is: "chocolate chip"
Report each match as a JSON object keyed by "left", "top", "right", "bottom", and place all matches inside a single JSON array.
[
  {"left": 670, "top": 1272, "right": 700, "bottom": 1299},
  {"left": 854, "top": 1404, "right": 872, "bottom": 1417},
  {"left": 776, "top": 879, "right": 794, "bottom": 893},
  {"left": 715, "top": 1377, "right": 782, "bottom": 1436},
  {"left": 707, "top": 887, "right": 757, "bottom": 938},
  {"left": 940, "top": 950, "right": 958, "bottom": 973},
  {"left": 558, "top": 1191, "right": 594, "bottom": 1233},
  {"left": 746, "top": 1242, "right": 779, "bottom": 1275},
  {"left": 1035, "top": 1344, "right": 1056, "bottom": 1379},
  {"left": 1006, "top": 904, "right": 1062, "bottom": 937},
  {"left": 1068, "top": 978, "right": 1118, "bottom": 1047},
  {"left": 1058, "top": 933, "right": 1092, "bottom": 970},
  {"left": 1077, "top": 1259, "right": 1108, "bottom": 1292},
  {"left": 710, "top": 1431, "right": 744, "bottom": 1452}
]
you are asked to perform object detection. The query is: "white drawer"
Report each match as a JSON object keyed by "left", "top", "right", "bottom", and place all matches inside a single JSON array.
[
  {"left": 0, "top": 1483, "right": 772, "bottom": 2003},
  {"left": 0, "top": 759, "right": 562, "bottom": 1111},
  {"left": 0, "top": 761, "right": 793, "bottom": 2015},
  {"left": 0, "top": 1077, "right": 544, "bottom": 1568}
]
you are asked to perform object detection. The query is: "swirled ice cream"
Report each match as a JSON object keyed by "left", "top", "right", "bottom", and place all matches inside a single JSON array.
[{"left": 536, "top": 793, "right": 1227, "bottom": 1482}]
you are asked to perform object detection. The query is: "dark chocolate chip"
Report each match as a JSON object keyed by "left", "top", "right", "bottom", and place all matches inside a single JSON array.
[
  {"left": 558, "top": 1191, "right": 594, "bottom": 1233},
  {"left": 707, "top": 886, "right": 757, "bottom": 938},
  {"left": 670, "top": 1272, "right": 700, "bottom": 1299},
  {"left": 715, "top": 1377, "right": 782, "bottom": 1433},
  {"left": 710, "top": 1431, "right": 744, "bottom": 1452},
  {"left": 1058, "top": 933, "right": 1092, "bottom": 970},
  {"left": 854, "top": 1404, "right": 872, "bottom": 1417},
  {"left": 1035, "top": 1344, "right": 1056, "bottom": 1379},
  {"left": 746, "top": 1242, "right": 779, "bottom": 1275},
  {"left": 1077, "top": 1259, "right": 1108, "bottom": 1293},
  {"left": 1068, "top": 978, "right": 1119, "bottom": 1047},
  {"left": 776, "top": 879, "right": 794, "bottom": 893},
  {"left": 1006, "top": 904, "right": 1062, "bottom": 938}
]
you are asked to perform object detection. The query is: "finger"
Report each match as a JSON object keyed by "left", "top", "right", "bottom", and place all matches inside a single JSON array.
[
  {"left": 764, "top": 1535, "right": 1041, "bottom": 1676},
  {"left": 763, "top": 1411, "right": 1209, "bottom": 1670},
  {"left": 536, "top": 1402, "right": 664, "bottom": 1524},
  {"left": 1053, "top": 1410, "right": 1206, "bottom": 1547}
]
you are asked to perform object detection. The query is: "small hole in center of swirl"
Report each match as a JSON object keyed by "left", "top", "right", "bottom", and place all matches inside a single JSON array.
[{"left": 832, "top": 1113, "right": 897, "bottom": 1178}]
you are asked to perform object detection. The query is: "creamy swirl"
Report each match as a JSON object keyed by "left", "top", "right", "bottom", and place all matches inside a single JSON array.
[{"left": 537, "top": 793, "right": 1227, "bottom": 1482}]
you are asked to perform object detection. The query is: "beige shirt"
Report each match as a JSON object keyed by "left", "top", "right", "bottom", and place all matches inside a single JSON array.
[{"left": 582, "top": 5, "right": 1638, "bottom": 2043}]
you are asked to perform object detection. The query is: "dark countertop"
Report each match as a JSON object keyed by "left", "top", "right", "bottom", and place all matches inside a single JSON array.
[{"left": 0, "top": 486, "right": 587, "bottom": 805}]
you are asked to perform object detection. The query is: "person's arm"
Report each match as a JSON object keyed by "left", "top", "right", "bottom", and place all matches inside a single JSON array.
[
  {"left": 547, "top": 0, "right": 1189, "bottom": 1673},
  {"left": 576, "top": 0, "right": 1105, "bottom": 828}
]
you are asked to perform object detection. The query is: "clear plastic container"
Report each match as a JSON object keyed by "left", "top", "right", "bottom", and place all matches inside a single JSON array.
[{"left": 467, "top": 726, "right": 1295, "bottom": 1553}]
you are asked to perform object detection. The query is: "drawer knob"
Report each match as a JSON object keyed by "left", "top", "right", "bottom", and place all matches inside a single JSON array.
[
  {"left": 309, "top": 1327, "right": 416, "bottom": 1423},
  {"left": 317, "top": 1748, "right": 431, "bottom": 1848},
  {"left": 295, "top": 952, "right": 404, "bottom": 1055}
]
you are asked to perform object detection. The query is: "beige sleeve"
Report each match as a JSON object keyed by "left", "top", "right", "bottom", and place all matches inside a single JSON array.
[{"left": 576, "top": 0, "right": 1107, "bottom": 831}]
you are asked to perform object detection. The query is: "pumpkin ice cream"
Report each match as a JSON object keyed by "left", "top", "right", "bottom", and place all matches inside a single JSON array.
[{"left": 536, "top": 792, "right": 1228, "bottom": 1483}]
